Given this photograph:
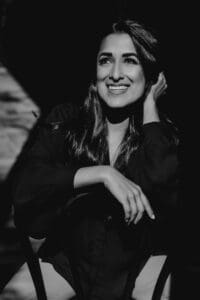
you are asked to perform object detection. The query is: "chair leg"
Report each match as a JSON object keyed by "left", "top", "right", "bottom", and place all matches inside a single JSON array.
[
  {"left": 151, "top": 256, "right": 171, "bottom": 300},
  {"left": 19, "top": 234, "right": 48, "bottom": 300}
]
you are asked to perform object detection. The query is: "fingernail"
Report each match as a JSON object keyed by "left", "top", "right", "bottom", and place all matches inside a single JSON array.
[{"left": 151, "top": 214, "right": 155, "bottom": 220}]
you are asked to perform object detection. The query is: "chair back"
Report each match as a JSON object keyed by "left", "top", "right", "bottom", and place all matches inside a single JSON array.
[
  {"left": 18, "top": 231, "right": 48, "bottom": 300},
  {"left": 151, "top": 255, "right": 171, "bottom": 300},
  {"left": 18, "top": 229, "right": 172, "bottom": 300}
]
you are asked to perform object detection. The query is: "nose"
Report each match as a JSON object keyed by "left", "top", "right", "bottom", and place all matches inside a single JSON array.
[{"left": 109, "top": 61, "right": 124, "bottom": 81}]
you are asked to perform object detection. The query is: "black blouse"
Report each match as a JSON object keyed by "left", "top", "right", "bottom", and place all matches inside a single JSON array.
[{"left": 12, "top": 102, "right": 179, "bottom": 300}]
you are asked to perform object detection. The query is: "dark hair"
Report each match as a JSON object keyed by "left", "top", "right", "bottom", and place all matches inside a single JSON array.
[
  {"left": 112, "top": 20, "right": 160, "bottom": 85},
  {"left": 65, "top": 20, "right": 164, "bottom": 172}
]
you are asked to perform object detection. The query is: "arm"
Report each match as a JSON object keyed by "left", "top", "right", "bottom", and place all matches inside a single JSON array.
[
  {"left": 143, "top": 72, "right": 167, "bottom": 125},
  {"left": 13, "top": 103, "right": 155, "bottom": 237},
  {"left": 127, "top": 121, "right": 179, "bottom": 218},
  {"left": 13, "top": 103, "right": 81, "bottom": 237},
  {"left": 75, "top": 166, "right": 155, "bottom": 224},
  {"left": 127, "top": 73, "right": 179, "bottom": 216}
]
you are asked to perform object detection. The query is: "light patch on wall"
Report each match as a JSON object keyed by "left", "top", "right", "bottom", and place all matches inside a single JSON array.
[{"left": 0, "top": 62, "right": 40, "bottom": 181}]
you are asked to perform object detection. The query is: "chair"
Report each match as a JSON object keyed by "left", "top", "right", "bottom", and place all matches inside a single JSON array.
[
  {"left": 18, "top": 232, "right": 48, "bottom": 300},
  {"left": 17, "top": 228, "right": 172, "bottom": 300},
  {"left": 151, "top": 255, "right": 171, "bottom": 300}
]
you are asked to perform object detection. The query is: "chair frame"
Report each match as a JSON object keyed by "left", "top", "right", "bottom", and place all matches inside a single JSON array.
[
  {"left": 19, "top": 232, "right": 48, "bottom": 300},
  {"left": 18, "top": 230, "right": 171, "bottom": 300}
]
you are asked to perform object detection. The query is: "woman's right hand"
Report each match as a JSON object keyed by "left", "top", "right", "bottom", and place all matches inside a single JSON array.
[
  {"left": 74, "top": 166, "right": 155, "bottom": 224},
  {"left": 102, "top": 167, "right": 155, "bottom": 224}
]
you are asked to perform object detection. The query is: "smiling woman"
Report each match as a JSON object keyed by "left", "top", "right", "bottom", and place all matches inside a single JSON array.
[
  {"left": 96, "top": 33, "right": 146, "bottom": 108},
  {"left": 2, "top": 19, "right": 180, "bottom": 300}
]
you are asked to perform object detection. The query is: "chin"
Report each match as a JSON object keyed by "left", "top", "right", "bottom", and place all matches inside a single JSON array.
[{"left": 102, "top": 97, "right": 137, "bottom": 109}]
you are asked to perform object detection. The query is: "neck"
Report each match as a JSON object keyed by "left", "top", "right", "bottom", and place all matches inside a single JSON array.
[
  {"left": 101, "top": 102, "right": 133, "bottom": 137},
  {"left": 106, "top": 116, "right": 129, "bottom": 166},
  {"left": 107, "top": 117, "right": 129, "bottom": 137},
  {"left": 102, "top": 102, "right": 134, "bottom": 124}
]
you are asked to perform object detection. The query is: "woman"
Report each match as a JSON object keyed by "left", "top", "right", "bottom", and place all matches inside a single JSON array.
[{"left": 2, "top": 19, "right": 179, "bottom": 300}]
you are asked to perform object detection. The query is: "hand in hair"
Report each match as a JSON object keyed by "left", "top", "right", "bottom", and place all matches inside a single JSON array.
[
  {"left": 146, "top": 72, "right": 167, "bottom": 103},
  {"left": 143, "top": 72, "right": 167, "bottom": 124}
]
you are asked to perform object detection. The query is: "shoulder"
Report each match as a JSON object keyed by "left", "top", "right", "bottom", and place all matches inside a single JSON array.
[
  {"left": 38, "top": 101, "right": 81, "bottom": 131},
  {"left": 46, "top": 101, "right": 80, "bottom": 123},
  {"left": 141, "top": 116, "right": 179, "bottom": 146},
  {"left": 160, "top": 116, "right": 180, "bottom": 146}
]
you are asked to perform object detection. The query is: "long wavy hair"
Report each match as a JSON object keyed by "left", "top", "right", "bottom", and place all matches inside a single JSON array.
[{"left": 65, "top": 20, "right": 162, "bottom": 172}]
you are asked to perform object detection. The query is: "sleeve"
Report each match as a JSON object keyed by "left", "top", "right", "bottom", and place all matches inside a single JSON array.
[
  {"left": 12, "top": 103, "right": 80, "bottom": 238},
  {"left": 126, "top": 121, "right": 180, "bottom": 218}
]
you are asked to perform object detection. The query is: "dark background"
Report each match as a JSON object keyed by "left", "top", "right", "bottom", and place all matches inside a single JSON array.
[
  {"left": 0, "top": 0, "right": 199, "bottom": 297},
  {"left": 0, "top": 0, "right": 190, "bottom": 121}
]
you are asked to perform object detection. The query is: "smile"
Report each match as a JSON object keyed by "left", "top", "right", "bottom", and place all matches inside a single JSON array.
[{"left": 107, "top": 85, "right": 129, "bottom": 94}]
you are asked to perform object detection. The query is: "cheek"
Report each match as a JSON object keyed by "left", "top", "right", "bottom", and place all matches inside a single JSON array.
[
  {"left": 96, "top": 66, "right": 110, "bottom": 81},
  {"left": 129, "top": 70, "right": 146, "bottom": 97},
  {"left": 130, "top": 67, "right": 145, "bottom": 81},
  {"left": 133, "top": 69, "right": 146, "bottom": 89},
  {"left": 96, "top": 74, "right": 106, "bottom": 98}
]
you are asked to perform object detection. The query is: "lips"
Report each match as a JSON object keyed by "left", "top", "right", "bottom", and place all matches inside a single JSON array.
[{"left": 107, "top": 84, "right": 129, "bottom": 94}]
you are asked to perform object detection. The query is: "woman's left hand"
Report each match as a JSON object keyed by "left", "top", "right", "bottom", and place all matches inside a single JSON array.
[{"left": 144, "top": 72, "right": 167, "bottom": 105}]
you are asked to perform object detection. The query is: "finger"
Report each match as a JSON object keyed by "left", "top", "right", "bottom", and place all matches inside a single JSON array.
[
  {"left": 134, "top": 198, "right": 145, "bottom": 224},
  {"left": 159, "top": 83, "right": 167, "bottom": 95},
  {"left": 156, "top": 87, "right": 167, "bottom": 98},
  {"left": 127, "top": 181, "right": 155, "bottom": 220},
  {"left": 155, "top": 76, "right": 166, "bottom": 91},
  {"left": 127, "top": 192, "right": 137, "bottom": 223},
  {"left": 133, "top": 184, "right": 155, "bottom": 219},
  {"left": 155, "top": 72, "right": 164, "bottom": 88},
  {"left": 120, "top": 197, "right": 131, "bottom": 221},
  {"left": 155, "top": 82, "right": 167, "bottom": 98},
  {"left": 140, "top": 192, "right": 155, "bottom": 220},
  {"left": 159, "top": 72, "right": 167, "bottom": 84},
  {"left": 154, "top": 72, "right": 166, "bottom": 91}
]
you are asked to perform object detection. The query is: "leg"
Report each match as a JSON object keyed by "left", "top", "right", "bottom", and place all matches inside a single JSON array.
[
  {"left": 0, "top": 259, "right": 76, "bottom": 300},
  {"left": 132, "top": 255, "right": 171, "bottom": 300}
]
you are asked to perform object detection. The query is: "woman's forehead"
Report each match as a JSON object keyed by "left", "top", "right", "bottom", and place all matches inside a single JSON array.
[{"left": 98, "top": 33, "right": 137, "bottom": 55}]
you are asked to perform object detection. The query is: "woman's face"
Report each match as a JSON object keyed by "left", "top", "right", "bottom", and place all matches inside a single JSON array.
[{"left": 96, "top": 33, "right": 146, "bottom": 108}]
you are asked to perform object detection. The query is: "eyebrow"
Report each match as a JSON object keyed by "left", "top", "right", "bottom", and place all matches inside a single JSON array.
[{"left": 98, "top": 52, "right": 139, "bottom": 58}]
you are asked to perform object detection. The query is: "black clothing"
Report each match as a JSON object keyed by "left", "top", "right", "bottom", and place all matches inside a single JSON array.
[{"left": 13, "top": 102, "right": 179, "bottom": 300}]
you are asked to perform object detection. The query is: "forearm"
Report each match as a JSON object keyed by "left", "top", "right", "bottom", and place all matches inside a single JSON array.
[
  {"left": 143, "top": 100, "right": 160, "bottom": 124},
  {"left": 73, "top": 165, "right": 111, "bottom": 189}
]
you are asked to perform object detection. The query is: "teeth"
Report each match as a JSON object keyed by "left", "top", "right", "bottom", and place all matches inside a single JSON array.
[{"left": 108, "top": 86, "right": 128, "bottom": 90}]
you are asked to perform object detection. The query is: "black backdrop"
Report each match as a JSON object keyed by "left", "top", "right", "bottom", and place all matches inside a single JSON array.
[
  {"left": 0, "top": 0, "right": 187, "bottom": 120},
  {"left": 1, "top": 0, "right": 200, "bottom": 297}
]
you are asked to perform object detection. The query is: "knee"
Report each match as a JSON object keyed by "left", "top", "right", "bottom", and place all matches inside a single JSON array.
[
  {"left": 0, "top": 281, "right": 37, "bottom": 300},
  {"left": 0, "top": 279, "right": 75, "bottom": 300}
]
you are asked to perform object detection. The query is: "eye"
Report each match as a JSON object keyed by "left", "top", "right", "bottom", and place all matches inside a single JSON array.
[
  {"left": 98, "top": 56, "right": 112, "bottom": 65},
  {"left": 124, "top": 57, "right": 139, "bottom": 65}
]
